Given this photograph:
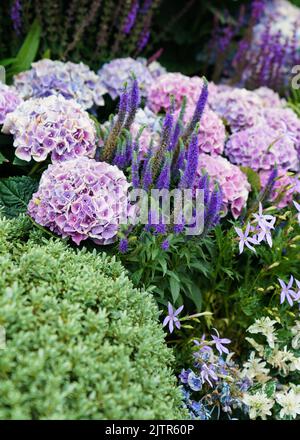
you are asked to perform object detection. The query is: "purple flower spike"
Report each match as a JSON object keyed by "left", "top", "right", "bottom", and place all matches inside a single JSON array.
[
  {"left": 211, "top": 329, "right": 231, "bottom": 355},
  {"left": 162, "top": 302, "right": 184, "bottom": 334},
  {"left": 278, "top": 276, "right": 296, "bottom": 306}
]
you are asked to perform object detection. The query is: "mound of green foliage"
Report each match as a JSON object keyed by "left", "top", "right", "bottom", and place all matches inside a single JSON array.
[{"left": 0, "top": 216, "right": 183, "bottom": 419}]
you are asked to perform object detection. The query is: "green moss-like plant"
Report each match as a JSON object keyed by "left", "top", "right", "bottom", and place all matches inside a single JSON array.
[{"left": 0, "top": 216, "right": 183, "bottom": 419}]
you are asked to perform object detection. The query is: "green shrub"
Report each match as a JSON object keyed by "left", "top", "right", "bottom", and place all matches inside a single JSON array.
[{"left": 0, "top": 216, "right": 183, "bottom": 419}]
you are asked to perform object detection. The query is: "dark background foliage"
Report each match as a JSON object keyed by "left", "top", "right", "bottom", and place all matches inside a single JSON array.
[{"left": 0, "top": 0, "right": 250, "bottom": 74}]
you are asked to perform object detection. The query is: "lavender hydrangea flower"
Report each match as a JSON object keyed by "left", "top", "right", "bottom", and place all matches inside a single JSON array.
[
  {"left": 178, "top": 105, "right": 226, "bottom": 156},
  {"left": 2, "top": 95, "right": 97, "bottom": 162},
  {"left": 13, "top": 59, "right": 107, "bottom": 110},
  {"left": 162, "top": 303, "right": 184, "bottom": 333},
  {"left": 197, "top": 154, "right": 250, "bottom": 219},
  {"left": 98, "top": 57, "right": 155, "bottom": 99},
  {"left": 0, "top": 83, "right": 22, "bottom": 124},
  {"left": 225, "top": 125, "right": 298, "bottom": 172},
  {"left": 209, "top": 88, "right": 264, "bottom": 132},
  {"left": 278, "top": 276, "right": 297, "bottom": 306},
  {"left": 28, "top": 158, "right": 136, "bottom": 245}
]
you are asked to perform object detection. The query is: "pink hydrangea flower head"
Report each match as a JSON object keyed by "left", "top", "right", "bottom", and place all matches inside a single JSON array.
[
  {"left": 28, "top": 158, "right": 136, "bottom": 245},
  {"left": 210, "top": 88, "right": 264, "bottom": 132},
  {"left": 260, "top": 169, "right": 300, "bottom": 208},
  {"left": 197, "top": 153, "right": 251, "bottom": 218},
  {"left": 263, "top": 107, "right": 300, "bottom": 154},
  {"left": 147, "top": 73, "right": 205, "bottom": 113},
  {"left": 0, "top": 83, "right": 22, "bottom": 124},
  {"left": 225, "top": 125, "right": 299, "bottom": 172},
  {"left": 2, "top": 95, "right": 97, "bottom": 163},
  {"left": 13, "top": 59, "right": 107, "bottom": 109},
  {"left": 179, "top": 105, "right": 226, "bottom": 156}
]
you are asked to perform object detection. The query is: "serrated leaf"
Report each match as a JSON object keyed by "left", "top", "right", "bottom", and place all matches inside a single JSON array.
[{"left": 0, "top": 176, "right": 38, "bottom": 218}]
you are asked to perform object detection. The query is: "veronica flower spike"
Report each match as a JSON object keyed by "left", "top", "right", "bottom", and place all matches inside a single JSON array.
[
  {"left": 162, "top": 303, "right": 184, "bottom": 334},
  {"left": 211, "top": 329, "right": 231, "bottom": 355},
  {"left": 278, "top": 276, "right": 296, "bottom": 306},
  {"left": 235, "top": 223, "right": 258, "bottom": 254}
]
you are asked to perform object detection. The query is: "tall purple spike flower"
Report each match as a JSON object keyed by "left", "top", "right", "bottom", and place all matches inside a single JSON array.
[
  {"left": 125, "top": 78, "right": 140, "bottom": 129},
  {"left": 183, "top": 78, "right": 208, "bottom": 142},
  {"left": 179, "top": 133, "right": 199, "bottom": 189},
  {"left": 152, "top": 111, "right": 174, "bottom": 179},
  {"left": 123, "top": 0, "right": 139, "bottom": 34},
  {"left": 156, "top": 156, "right": 171, "bottom": 189},
  {"left": 198, "top": 173, "right": 210, "bottom": 206},
  {"left": 174, "top": 140, "right": 185, "bottom": 178},
  {"left": 137, "top": 29, "right": 150, "bottom": 52},
  {"left": 11, "top": 0, "right": 22, "bottom": 35},
  {"left": 168, "top": 120, "right": 182, "bottom": 152},
  {"left": 251, "top": 0, "right": 265, "bottom": 22},
  {"left": 204, "top": 185, "right": 223, "bottom": 233},
  {"left": 131, "top": 150, "right": 140, "bottom": 188},
  {"left": 142, "top": 158, "right": 153, "bottom": 190}
]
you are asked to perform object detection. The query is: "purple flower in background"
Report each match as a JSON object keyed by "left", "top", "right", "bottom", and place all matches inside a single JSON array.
[
  {"left": 162, "top": 302, "right": 184, "bottom": 333},
  {"left": 11, "top": 0, "right": 22, "bottom": 35},
  {"left": 235, "top": 223, "right": 258, "bottom": 254},
  {"left": 123, "top": 0, "right": 139, "bottom": 34},
  {"left": 278, "top": 276, "right": 296, "bottom": 306},
  {"left": 211, "top": 329, "right": 231, "bottom": 355}
]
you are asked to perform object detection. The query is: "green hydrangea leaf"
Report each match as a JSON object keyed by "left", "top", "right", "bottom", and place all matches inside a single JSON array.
[{"left": 0, "top": 176, "right": 38, "bottom": 218}]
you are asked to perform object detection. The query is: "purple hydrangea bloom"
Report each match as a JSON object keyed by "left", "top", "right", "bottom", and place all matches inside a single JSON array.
[
  {"left": 28, "top": 158, "right": 136, "bottom": 245},
  {"left": 13, "top": 59, "right": 107, "bottom": 110},
  {"left": 209, "top": 87, "right": 264, "bottom": 132},
  {"left": 2, "top": 95, "right": 97, "bottom": 162},
  {"left": 0, "top": 83, "right": 22, "bottom": 124},
  {"left": 197, "top": 154, "right": 250, "bottom": 219},
  {"left": 98, "top": 57, "right": 155, "bottom": 99},
  {"left": 225, "top": 125, "right": 299, "bottom": 172}
]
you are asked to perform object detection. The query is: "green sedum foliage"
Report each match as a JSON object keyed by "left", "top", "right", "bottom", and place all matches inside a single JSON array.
[{"left": 0, "top": 216, "right": 184, "bottom": 419}]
